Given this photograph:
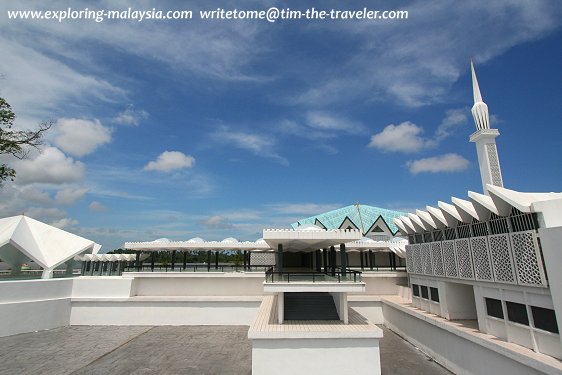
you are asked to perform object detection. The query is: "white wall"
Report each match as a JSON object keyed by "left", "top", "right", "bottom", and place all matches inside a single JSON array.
[
  {"left": 383, "top": 299, "right": 561, "bottom": 375},
  {"left": 329, "top": 292, "right": 348, "bottom": 323},
  {"left": 129, "top": 273, "right": 264, "bottom": 296},
  {"left": 441, "top": 282, "right": 477, "bottom": 320},
  {"left": 71, "top": 273, "right": 265, "bottom": 325},
  {"left": 349, "top": 299, "right": 384, "bottom": 324},
  {"left": 0, "top": 279, "right": 73, "bottom": 337},
  {"left": 473, "top": 284, "right": 561, "bottom": 359},
  {"left": 72, "top": 276, "right": 133, "bottom": 298},
  {"left": 353, "top": 272, "right": 407, "bottom": 295},
  {"left": 0, "top": 274, "right": 266, "bottom": 336},
  {"left": 252, "top": 337, "right": 381, "bottom": 375},
  {"left": 537, "top": 225, "right": 562, "bottom": 351},
  {"left": 70, "top": 299, "right": 261, "bottom": 325}
]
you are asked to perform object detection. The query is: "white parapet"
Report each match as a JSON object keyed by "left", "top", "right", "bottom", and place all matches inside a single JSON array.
[
  {"left": 249, "top": 295, "right": 383, "bottom": 375},
  {"left": 263, "top": 281, "right": 364, "bottom": 294}
]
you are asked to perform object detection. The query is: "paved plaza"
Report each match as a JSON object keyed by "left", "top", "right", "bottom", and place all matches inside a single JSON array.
[{"left": 0, "top": 324, "right": 451, "bottom": 374}]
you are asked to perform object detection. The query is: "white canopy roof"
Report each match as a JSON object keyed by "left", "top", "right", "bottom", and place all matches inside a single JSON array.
[
  {"left": 344, "top": 237, "right": 407, "bottom": 258},
  {"left": 75, "top": 253, "right": 146, "bottom": 262},
  {"left": 124, "top": 227, "right": 404, "bottom": 255},
  {"left": 262, "top": 227, "right": 362, "bottom": 252},
  {"left": 124, "top": 237, "right": 271, "bottom": 251},
  {"left": 0, "top": 215, "right": 99, "bottom": 272},
  {"left": 393, "top": 185, "right": 562, "bottom": 235}
]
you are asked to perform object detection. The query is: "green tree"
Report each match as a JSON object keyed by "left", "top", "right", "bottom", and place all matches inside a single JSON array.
[{"left": 0, "top": 97, "right": 51, "bottom": 185}]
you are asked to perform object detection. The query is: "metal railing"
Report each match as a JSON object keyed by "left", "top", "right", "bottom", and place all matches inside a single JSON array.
[
  {"left": 265, "top": 267, "right": 362, "bottom": 283},
  {"left": 121, "top": 263, "right": 272, "bottom": 274},
  {"left": 350, "top": 266, "right": 407, "bottom": 272}
]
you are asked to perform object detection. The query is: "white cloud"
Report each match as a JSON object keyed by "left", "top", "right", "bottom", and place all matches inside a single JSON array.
[
  {"left": 24, "top": 207, "right": 67, "bottom": 221},
  {"left": 50, "top": 217, "right": 79, "bottom": 229},
  {"left": 369, "top": 109, "right": 469, "bottom": 153},
  {"left": 434, "top": 109, "right": 469, "bottom": 142},
  {"left": 286, "top": 1, "right": 562, "bottom": 108},
  {"left": 55, "top": 187, "right": 89, "bottom": 205},
  {"left": 266, "top": 203, "right": 342, "bottom": 216},
  {"left": 305, "top": 111, "right": 365, "bottom": 134},
  {"left": 0, "top": 184, "right": 83, "bottom": 230},
  {"left": 200, "top": 215, "right": 233, "bottom": 229},
  {"left": 0, "top": 36, "right": 124, "bottom": 128},
  {"left": 53, "top": 118, "right": 112, "bottom": 157},
  {"left": 144, "top": 151, "right": 195, "bottom": 172},
  {"left": 406, "top": 153, "right": 469, "bottom": 174},
  {"left": 113, "top": 106, "right": 149, "bottom": 126},
  {"left": 0, "top": 1, "right": 268, "bottom": 92},
  {"left": 89, "top": 201, "right": 109, "bottom": 212},
  {"left": 278, "top": 120, "right": 332, "bottom": 141},
  {"left": 369, "top": 122, "right": 426, "bottom": 153},
  {"left": 19, "top": 186, "right": 53, "bottom": 205},
  {"left": 12, "top": 147, "right": 85, "bottom": 185},
  {"left": 212, "top": 126, "right": 288, "bottom": 165}
]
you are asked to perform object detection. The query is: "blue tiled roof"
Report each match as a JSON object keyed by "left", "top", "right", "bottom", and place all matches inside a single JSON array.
[{"left": 290, "top": 204, "right": 406, "bottom": 234}]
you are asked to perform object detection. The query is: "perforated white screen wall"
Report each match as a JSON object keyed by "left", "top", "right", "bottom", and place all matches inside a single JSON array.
[
  {"left": 510, "top": 231, "right": 547, "bottom": 286},
  {"left": 470, "top": 236, "right": 493, "bottom": 281},
  {"left": 431, "top": 242, "right": 444, "bottom": 276},
  {"left": 488, "top": 234, "right": 516, "bottom": 284},
  {"left": 455, "top": 239, "right": 474, "bottom": 279}
]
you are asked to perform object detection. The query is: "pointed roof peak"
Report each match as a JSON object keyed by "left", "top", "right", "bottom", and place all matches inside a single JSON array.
[{"left": 471, "top": 60, "right": 484, "bottom": 104}]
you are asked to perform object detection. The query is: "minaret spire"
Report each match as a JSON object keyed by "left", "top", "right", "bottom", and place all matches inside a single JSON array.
[
  {"left": 471, "top": 60, "right": 483, "bottom": 104},
  {"left": 470, "top": 60, "right": 490, "bottom": 131},
  {"left": 469, "top": 61, "right": 503, "bottom": 194}
]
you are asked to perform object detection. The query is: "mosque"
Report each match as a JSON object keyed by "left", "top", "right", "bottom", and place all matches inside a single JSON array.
[{"left": 0, "top": 62, "right": 561, "bottom": 375}]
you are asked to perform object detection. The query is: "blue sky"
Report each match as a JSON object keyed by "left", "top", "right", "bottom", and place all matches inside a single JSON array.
[{"left": 1, "top": 0, "right": 561, "bottom": 251}]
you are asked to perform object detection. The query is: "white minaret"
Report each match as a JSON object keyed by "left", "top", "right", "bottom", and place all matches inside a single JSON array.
[{"left": 469, "top": 60, "right": 504, "bottom": 194}]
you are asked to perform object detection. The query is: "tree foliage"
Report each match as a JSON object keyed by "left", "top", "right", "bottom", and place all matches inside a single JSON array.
[{"left": 0, "top": 97, "right": 51, "bottom": 185}]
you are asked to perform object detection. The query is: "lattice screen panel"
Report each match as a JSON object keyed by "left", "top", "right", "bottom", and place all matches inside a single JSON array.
[
  {"left": 442, "top": 240, "right": 457, "bottom": 278},
  {"left": 250, "top": 252, "right": 276, "bottom": 266},
  {"left": 441, "top": 240, "right": 459, "bottom": 277},
  {"left": 421, "top": 243, "right": 433, "bottom": 275},
  {"left": 455, "top": 239, "right": 474, "bottom": 279},
  {"left": 470, "top": 236, "right": 493, "bottom": 281},
  {"left": 405, "top": 245, "right": 414, "bottom": 273},
  {"left": 486, "top": 143, "right": 503, "bottom": 186},
  {"left": 488, "top": 234, "right": 516, "bottom": 284},
  {"left": 510, "top": 231, "right": 547, "bottom": 287},
  {"left": 431, "top": 242, "right": 444, "bottom": 276},
  {"left": 412, "top": 244, "right": 422, "bottom": 274}
]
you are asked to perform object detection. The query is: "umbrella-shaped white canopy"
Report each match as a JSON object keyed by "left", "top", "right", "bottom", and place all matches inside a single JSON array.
[{"left": 0, "top": 215, "right": 99, "bottom": 278}]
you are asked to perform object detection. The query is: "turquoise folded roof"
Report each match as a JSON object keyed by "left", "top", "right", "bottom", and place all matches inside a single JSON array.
[{"left": 291, "top": 204, "right": 406, "bottom": 235}]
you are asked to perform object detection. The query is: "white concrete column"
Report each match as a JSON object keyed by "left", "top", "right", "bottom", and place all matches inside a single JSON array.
[
  {"left": 534, "top": 198, "right": 562, "bottom": 349},
  {"left": 41, "top": 268, "right": 54, "bottom": 279},
  {"left": 277, "top": 292, "right": 284, "bottom": 324},
  {"left": 341, "top": 292, "right": 348, "bottom": 324},
  {"left": 330, "top": 292, "right": 349, "bottom": 324},
  {"left": 470, "top": 130, "right": 503, "bottom": 194}
]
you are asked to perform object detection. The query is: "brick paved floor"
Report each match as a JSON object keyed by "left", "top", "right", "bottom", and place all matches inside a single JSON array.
[
  {"left": 0, "top": 325, "right": 451, "bottom": 374},
  {"left": 379, "top": 325, "right": 453, "bottom": 375}
]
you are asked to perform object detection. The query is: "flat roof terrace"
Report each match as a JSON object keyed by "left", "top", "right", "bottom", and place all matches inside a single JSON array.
[
  {"left": 248, "top": 294, "right": 378, "bottom": 338},
  {"left": 0, "top": 324, "right": 452, "bottom": 375}
]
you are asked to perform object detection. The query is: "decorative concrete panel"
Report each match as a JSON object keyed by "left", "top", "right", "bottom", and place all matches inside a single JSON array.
[
  {"left": 488, "top": 234, "right": 516, "bottom": 284},
  {"left": 442, "top": 240, "right": 458, "bottom": 278},
  {"left": 412, "top": 244, "right": 422, "bottom": 275},
  {"left": 431, "top": 242, "right": 444, "bottom": 276},
  {"left": 251, "top": 253, "right": 276, "bottom": 266},
  {"left": 455, "top": 239, "right": 474, "bottom": 279},
  {"left": 405, "top": 245, "right": 414, "bottom": 274},
  {"left": 486, "top": 143, "right": 503, "bottom": 186},
  {"left": 510, "top": 231, "right": 547, "bottom": 287},
  {"left": 470, "top": 236, "right": 493, "bottom": 281},
  {"left": 421, "top": 243, "right": 433, "bottom": 275}
]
